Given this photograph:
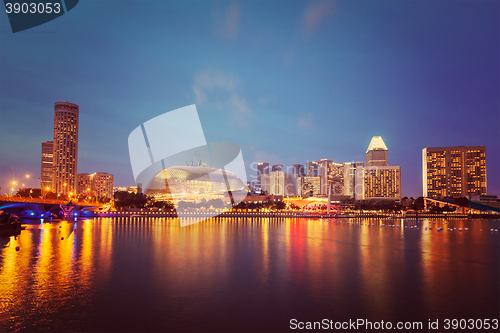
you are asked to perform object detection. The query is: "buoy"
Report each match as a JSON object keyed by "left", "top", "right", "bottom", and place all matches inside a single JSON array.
[
  {"left": 495, "top": 229, "right": 498, "bottom": 232},
  {"left": 425, "top": 227, "right": 427, "bottom": 230},
  {"left": 464, "top": 228, "right": 469, "bottom": 231},
  {"left": 15, "top": 246, "right": 20, "bottom": 251},
  {"left": 61, "top": 237, "right": 64, "bottom": 240},
  {"left": 459, "top": 228, "right": 462, "bottom": 231},
  {"left": 490, "top": 229, "right": 494, "bottom": 232},
  {"left": 59, "top": 226, "right": 62, "bottom": 228}
]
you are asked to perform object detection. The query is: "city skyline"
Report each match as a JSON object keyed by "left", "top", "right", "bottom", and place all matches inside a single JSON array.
[{"left": 1, "top": 1, "right": 499, "bottom": 199}]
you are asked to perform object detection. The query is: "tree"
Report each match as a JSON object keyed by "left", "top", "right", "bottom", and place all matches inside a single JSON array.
[
  {"left": 16, "top": 188, "right": 41, "bottom": 198},
  {"left": 113, "top": 191, "right": 149, "bottom": 209}
]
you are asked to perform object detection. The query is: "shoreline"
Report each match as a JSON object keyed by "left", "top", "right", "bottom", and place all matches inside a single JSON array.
[{"left": 90, "top": 211, "right": 499, "bottom": 219}]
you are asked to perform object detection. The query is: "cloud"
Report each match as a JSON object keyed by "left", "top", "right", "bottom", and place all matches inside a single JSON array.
[
  {"left": 193, "top": 68, "right": 238, "bottom": 96},
  {"left": 303, "top": 0, "right": 335, "bottom": 39},
  {"left": 192, "top": 68, "right": 252, "bottom": 126},
  {"left": 298, "top": 112, "right": 314, "bottom": 129},
  {"left": 212, "top": 2, "right": 241, "bottom": 40}
]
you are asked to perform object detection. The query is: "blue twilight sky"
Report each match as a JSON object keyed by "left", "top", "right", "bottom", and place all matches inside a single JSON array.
[{"left": 0, "top": 0, "right": 498, "bottom": 198}]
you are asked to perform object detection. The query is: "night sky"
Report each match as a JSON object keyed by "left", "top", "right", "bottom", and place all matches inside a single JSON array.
[{"left": 0, "top": 0, "right": 498, "bottom": 199}]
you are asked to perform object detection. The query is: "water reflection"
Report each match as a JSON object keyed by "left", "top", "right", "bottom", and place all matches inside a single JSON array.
[{"left": 0, "top": 217, "right": 498, "bottom": 332}]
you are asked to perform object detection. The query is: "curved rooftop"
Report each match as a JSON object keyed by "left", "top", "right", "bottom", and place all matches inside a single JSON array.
[{"left": 366, "top": 136, "right": 388, "bottom": 153}]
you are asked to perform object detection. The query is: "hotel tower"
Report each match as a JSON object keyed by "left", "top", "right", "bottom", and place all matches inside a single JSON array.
[
  {"left": 422, "top": 146, "right": 486, "bottom": 198},
  {"left": 52, "top": 102, "right": 79, "bottom": 196}
]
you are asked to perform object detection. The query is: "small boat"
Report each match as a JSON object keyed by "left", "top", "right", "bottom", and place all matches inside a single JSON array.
[{"left": 0, "top": 212, "right": 23, "bottom": 235}]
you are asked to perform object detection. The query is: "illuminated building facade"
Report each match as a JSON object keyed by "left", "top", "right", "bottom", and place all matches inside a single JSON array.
[
  {"left": 268, "top": 171, "right": 297, "bottom": 196},
  {"left": 260, "top": 173, "right": 270, "bottom": 194},
  {"left": 52, "top": 101, "right": 79, "bottom": 195},
  {"left": 41, "top": 141, "right": 53, "bottom": 190},
  {"left": 422, "top": 146, "right": 486, "bottom": 198},
  {"left": 366, "top": 136, "right": 388, "bottom": 166},
  {"left": 77, "top": 173, "right": 93, "bottom": 197},
  {"left": 343, "top": 162, "right": 365, "bottom": 200},
  {"left": 257, "top": 162, "right": 269, "bottom": 189},
  {"left": 320, "top": 159, "right": 344, "bottom": 195},
  {"left": 113, "top": 186, "right": 139, "bottom": 194},
  {"left": 364, "top": 166, "right": 401, "bottom": 200},
  {"left": 146, "top": 166, "right": 246, "bottom": 201},
  {"left": 94, "top": 173, "right": 114, "bottom": 199},
  {"left": 306, "top": 161, "right": 319, "bottom": 177},
  {"left": 77, "top": 172, "right": 114, "bottom": 199},
  {"left": 269, "top": 171, "right": 285, "bottom": 195},
  {"left": 298, "top": 176, "right": 320, "bottom": 197}
]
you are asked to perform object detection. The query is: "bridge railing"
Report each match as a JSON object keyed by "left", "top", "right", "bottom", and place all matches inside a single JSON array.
[{"left": 0, "top": 196, "right": 74, "bottom": 205}]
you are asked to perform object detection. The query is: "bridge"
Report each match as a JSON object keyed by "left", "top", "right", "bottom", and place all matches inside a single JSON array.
[{"left": 0, "top": 196, "right": 103, "bottom": 218}]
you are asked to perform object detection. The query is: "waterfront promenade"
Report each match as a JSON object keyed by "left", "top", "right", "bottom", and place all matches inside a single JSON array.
[{"left": 94, "top": 210, "right": 496, "bottom": 219}]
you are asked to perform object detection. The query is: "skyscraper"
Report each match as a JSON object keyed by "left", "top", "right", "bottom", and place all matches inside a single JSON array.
[
  {"left": 52, "top": 102, "right": 79, "bottom": 196},
  {"left": 298, "top": 176, "right": 320, "bottom": 197},
  {"left": 292, "top": 164, "right": 305, "bottom": 178},
  {"left": 257, "top": 162, "right": 269, "bottom": 189},
  {"left": 364, "top": 165, "right": 401, "bottom": 199},
  {"left": 343, "top": 162, "right": 365, "bottom": 200},
  {"left": 306, "top": 161, "right": 319, "bottom": 177},
  {"left": 366, "top": 136, "right": 388, "bottom": 166},
  {"left": 41, "top": 141, "right": 53, "bottom": 191},
  {"left": 422, "top": 146, "right": 486, "bottom": 198},
  {"left": 319, "top": 159, "right": 344, "bottom": 195},
  {"left": 272, "top": 164, "right": 283, "bottom": 172}
]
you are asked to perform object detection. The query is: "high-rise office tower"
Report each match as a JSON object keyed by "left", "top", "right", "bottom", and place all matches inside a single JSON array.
[
  {"left": 269, "top": 171, "right": 285, "bottom": 196},
  {"left": 306, "top": 161, "right": 319, "bottom": 177},
  {"left": 422, "top": 146, "right": 486, "bottom": 198},
  {"left": 272, "top": 164, "right": 284, "bottom": 172},
  {"left": 364, "top": 165, "right": 401, "bottom": 199},
  {"left": 366, "top": 136, "right": 388, "bottom": 166},
  {"left": 257, "top": 162, "right": 269, "bottom": 189},
  {"left": 319, "top": 159, "right": 344, "bottom": 195},
  {"left": 343, "top": 162, "right": 365, "bottom": 200},
  {"left": 298, "top": 176, "right": 320, "bottom": 197},
  {"left": 52, "top": 101, "right": 79, "bottom": 195},
  {"left": 292, "top": 164, "right": 305, "bottom": 178},
  {"left": 41, "top": 141, "right": 53, "bottom": 191}
]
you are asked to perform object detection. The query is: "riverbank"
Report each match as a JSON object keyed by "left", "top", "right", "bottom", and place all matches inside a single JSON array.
[{"left": 93, "top": 210, "right": 499, "bottom": 219}]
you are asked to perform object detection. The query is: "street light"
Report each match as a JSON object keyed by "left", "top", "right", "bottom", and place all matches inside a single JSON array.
[
  {"left": 9, "top": 181, "right": 17, "bottom": 197},
  {"left": 26, "top": 174, "right": 44, "bottom": 198}
]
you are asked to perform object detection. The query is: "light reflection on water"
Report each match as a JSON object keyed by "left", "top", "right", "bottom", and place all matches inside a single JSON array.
[{"left": 0, "top": 217, "right": 498, "bottom": 332}]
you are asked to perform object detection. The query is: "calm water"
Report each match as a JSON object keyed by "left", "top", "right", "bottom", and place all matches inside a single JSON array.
[{"left": 0, "top": 217, "right": 498, "bottom": 332}]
